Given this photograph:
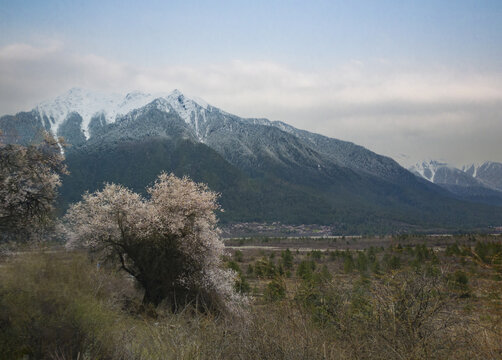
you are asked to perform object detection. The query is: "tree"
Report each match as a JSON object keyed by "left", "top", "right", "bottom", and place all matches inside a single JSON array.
[
  {"left": 281, "top": 248, "right": 293, "bottom": 270},
  {"left": 64, "top": 173, "right": 242, "bottom": 313},
  {"left": 0, "top": 131, "right": 67, "bottom": 242}
]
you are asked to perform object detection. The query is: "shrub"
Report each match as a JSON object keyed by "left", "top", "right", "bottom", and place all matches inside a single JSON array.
[
  {"left": 64, "top": 173, "right": 242, "bottom": 313},
  {"left": 297, "top": 259, "right": 316, "bottom": 280},
  {"left": 281, "top": 248, "right": 294, "bottom": 270},
  {"left": 234, "top": 249, "right": 244, "bottom": 262},
  {"left": 356, "top": 252, "right": 369, "bottom": 272},
  {"left": 264, "top": 277, "right": 286, "bottom": 301},
  {"left": 254, "top": 257, "right": 277, "bottom": 278},
  {"left": 448, "top": 270, "right": 470, "bottom": 296}
]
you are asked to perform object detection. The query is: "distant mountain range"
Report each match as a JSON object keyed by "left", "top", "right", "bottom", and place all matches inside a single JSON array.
[
  {"left": 1, "top": 88, "right": 501, "bottom": 234},
  {"left": 409, "top": 160, "right": 502, "bottom": 206}
]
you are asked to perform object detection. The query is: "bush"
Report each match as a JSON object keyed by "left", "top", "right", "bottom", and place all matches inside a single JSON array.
[
  {"left": 64, "top": 173, "right": 242, "bottom": 313},
  {"left": 297, "top": 259, "right": 316, "bottom": 280},
  {"left": 254, "top": 257, "right": 277, "bottom": 278},
  {"left": 234, "top": 249, "right": 244, "bottom": 262},
  {"left": 281, "top": 248, "right": 294, "bottom": 270},
  {"left": 448, "top": 270, "right": 470, "bottom": 296},
  {"left": 264, "top": 277, "right": 286, "bottom": 301}
]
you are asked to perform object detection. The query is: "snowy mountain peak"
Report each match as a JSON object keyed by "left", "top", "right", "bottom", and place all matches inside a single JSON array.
[
  {"left": 409, "top": 159, "right": 502, "bottom": 192},
  {"left": 460, "top": 161, "right": 502, "bottom": 191},
  {"left": 34, "top": 88, "right": 210, "bottom": 139},
  {"left": 409, "top": 160, "right": 449, "bottom": 182}
]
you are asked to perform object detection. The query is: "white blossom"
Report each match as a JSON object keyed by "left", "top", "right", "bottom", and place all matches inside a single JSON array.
[{"left": 64, "top": 172, "right": 245, "bottom": 313}]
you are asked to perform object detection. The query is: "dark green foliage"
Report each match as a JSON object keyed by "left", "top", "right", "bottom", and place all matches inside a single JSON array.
[
  {"left": 59, "top": 137, "right": 339, "bottom": 225},
  {"left": 264, "top": 277, "right": 286, "bottom": 301},
  {"left": 356, "top": 252, "right": 369, "bottom": 273},
  {"left": 253, "top": 257, "right": 277, "bottom": 278},
  {"left": 234, "top": 274, "right": 251, "bottom": 294},
  {"left": 319, "top": 264, "right": 332, "bottom": 282},
  {"left": 371, "top": 259, "right": 381, "bottom": 274},
  {"left": 425, "top": 263, "right": 441, "bottom": 278},
  {"left": 383, "top": 253, "right": 401, "bottom": 271},
  {"left": 452, "top": 271, "right": 469, "bottom": 287},
  {"left": 310, "top": 250, "right": 322, "bottom": 260},
  {"left": 226, "top": 260, "right": 250, "bottom": 293},
  {"left": 281, "top": 248, "right": 294, "bottom": 270},
  {"left": 234, "top": 250, "right": 244, "bottom": 262},
  {"left": 226, "top": 260, "right": 241, "bottom": 274},
  {"left": 297, "top": 259, "right": 316, "bottom": 280},
  {"left": 328, "top": 250, "right": 338, "bottom": 261},
  {"left": 445, "top": 243, "right": 462, "bottom": 256},
  {"left": 415, "top": 244, "right": 433, "bottom": 262}
]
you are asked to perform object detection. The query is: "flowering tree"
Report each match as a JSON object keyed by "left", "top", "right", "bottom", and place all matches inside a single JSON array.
[
  {"left": 0, "top": 132, "right": 67, "bottom": 242},
  {"left": 64, "top": 173, "right": 241, "bottom": 313}
]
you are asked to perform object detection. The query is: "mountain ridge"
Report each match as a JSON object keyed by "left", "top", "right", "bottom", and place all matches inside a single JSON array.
[
  {"left": 2, "top": 88, "right": 502, "bottom": 233},
  {"left": 409, "top": 160, "right": 502, "bottom": 206}
]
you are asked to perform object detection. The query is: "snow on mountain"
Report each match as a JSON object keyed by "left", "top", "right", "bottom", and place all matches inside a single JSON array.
[
  {"left": 409, "top": 160, "right": 448, "bottom": 182},
  {"left": 34, "top": 88, "right": 209, "bottom": 139},
  {"left": 409, "top": 159, "right": 502, "bottom": 196},
  {"left": 461, "top": 163, "right": 479, "bottom": 178},
  {"left": 26, "top": 88, "right": 502, "bottom": 191},
  {"left": 461, "top": 161, "right": 502, "bottom": 191}
]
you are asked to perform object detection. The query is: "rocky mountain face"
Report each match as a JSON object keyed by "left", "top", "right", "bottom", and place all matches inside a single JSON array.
[
  {"left": 2, "top": 88, "right": 502, "bottom": 233},
  {"left": 409, "top": 160, "right": 502, "bottom": 206},
  {"left": 462, "top": 162, "right": 502, "bottom": 191}
]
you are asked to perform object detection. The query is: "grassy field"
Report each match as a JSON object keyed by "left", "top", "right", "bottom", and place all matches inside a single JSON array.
[{"left": 0, "top": 234, "right": 501, "bottom": 359}]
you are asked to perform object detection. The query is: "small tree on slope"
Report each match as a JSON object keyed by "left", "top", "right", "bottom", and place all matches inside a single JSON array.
[{"left": 64, "top": 173, "right": 242, "bottom": 313}]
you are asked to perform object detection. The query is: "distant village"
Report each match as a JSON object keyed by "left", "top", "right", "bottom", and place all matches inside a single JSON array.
[{"left": 221, "top": 222, "right": 337, "bottom": 238}]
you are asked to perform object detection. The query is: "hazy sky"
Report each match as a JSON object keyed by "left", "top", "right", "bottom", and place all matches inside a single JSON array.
[{"left": 1, "top": 0, "right": 501, "bottom": 166}]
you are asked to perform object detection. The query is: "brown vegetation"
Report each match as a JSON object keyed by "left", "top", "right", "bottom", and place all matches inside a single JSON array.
[{"left": 0, "top": 235, "right": 500, "bottom": 359}]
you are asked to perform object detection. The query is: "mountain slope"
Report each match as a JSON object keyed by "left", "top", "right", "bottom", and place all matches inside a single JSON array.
[
  {"left": 409, "top": 160, "right": 502, "bottom": 207},
  {"left": 2, "top": 88, "right": 502, "bottom": 233},
  {"left": 463, "top": 162, "right": 502, "bottom": 191}
]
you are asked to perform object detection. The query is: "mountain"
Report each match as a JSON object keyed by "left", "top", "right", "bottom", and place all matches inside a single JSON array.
[
  {"left": 462, "top": 162, "right": 502, "bottom": 191},
  {"left": 2, "top": 88, "right": 502, "bottom": 233},
  {"left": 409, "top": 160, "right": 502, "bottom": 207}
]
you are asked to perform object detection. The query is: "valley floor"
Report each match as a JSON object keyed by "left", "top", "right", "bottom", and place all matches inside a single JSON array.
[{"left": 0, "top": 234, "right": 501, "bottom": 359}]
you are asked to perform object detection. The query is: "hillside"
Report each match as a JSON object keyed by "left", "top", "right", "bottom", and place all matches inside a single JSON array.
[{"left": 2, "top": 88, "right": 502, "bottom": 233}]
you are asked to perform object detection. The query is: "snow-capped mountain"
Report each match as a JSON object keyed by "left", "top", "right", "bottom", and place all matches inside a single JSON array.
[
  {"left": 462, "top": 162, "right": 502, "bottom": 191},
  {"left": 2, "top": 88, "right": 502, "bottom": 231},
  {"left": 411, "top": 160, "right": 502, "bottom": 191},
  {"left": 409, "top": 160, "right": 482, "bottom": 187},
  {"left": 9, "top": 88, "right": 407, "bottom": 182},
  {"left": 34, "top": 88, "right": 209, "bottom": 140},
  {"left": 409, "top": 160, "right": 502, "bottom": 206}
]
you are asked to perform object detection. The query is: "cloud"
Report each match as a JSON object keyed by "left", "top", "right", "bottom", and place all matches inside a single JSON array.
[{"left": 1, "top": 42, "right": 501, "bottom": 166}]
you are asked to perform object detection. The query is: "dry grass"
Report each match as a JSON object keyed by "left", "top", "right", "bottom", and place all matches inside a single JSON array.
[{"left": 0, "top": 237, "right": 501, "bottom": 360}]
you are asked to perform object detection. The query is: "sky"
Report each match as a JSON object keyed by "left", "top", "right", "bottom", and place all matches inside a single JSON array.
[{"left": 1, "top": 0, "right": 502, "bottom": 166}]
